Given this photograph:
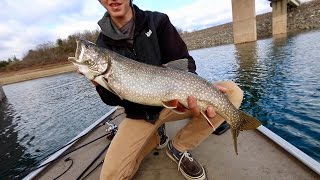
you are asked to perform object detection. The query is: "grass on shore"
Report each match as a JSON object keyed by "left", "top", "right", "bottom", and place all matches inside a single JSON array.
[{"left": 0, "top": 64, "right": 76, "bottom": 85}]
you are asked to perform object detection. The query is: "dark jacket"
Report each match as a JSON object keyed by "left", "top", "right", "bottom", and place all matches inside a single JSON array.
[{"left": 95, "top": 5, "right": 196, "bottom": 123}]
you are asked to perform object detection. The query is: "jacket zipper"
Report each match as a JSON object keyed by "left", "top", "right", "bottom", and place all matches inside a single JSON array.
[{"left": 132, "top": 48, "right": 137, "bottom": 57}]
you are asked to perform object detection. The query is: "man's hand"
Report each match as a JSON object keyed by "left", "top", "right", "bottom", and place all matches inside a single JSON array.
[{"left": 187, "top": 85, "right": 228, "bottom": 118}]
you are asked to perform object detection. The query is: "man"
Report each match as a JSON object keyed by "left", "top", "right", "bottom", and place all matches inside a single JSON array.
[{"left": 95, "top": 0, "right": 243, "bottom": 179}]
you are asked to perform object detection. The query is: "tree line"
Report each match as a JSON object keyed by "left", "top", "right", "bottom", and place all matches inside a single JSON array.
[
  {"left": 0, "top": 30, "right": 100, "bottom": 72},
  {"left": 0, "top": 27, "right": 189, "bottom": 72}
]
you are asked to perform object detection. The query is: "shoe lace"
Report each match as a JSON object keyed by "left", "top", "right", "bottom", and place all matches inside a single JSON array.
[{"left": 177, "top": 151, "right": 193, "bottom": 171}]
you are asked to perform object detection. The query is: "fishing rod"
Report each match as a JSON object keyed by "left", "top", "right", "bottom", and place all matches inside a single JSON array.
[{"left": 76, "top": 143, "right": 111, "bottom": 180}]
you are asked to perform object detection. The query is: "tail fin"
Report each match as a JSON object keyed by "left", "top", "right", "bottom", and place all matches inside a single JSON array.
[
  {"left": 238, "top": 111, "right": 261, "bottom": 131},
  {"left": 231, "top": 110, "right": 261, "bottom": 155}
]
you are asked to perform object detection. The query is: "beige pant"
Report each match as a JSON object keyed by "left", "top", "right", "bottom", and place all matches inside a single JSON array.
[{"left": 100, "top": 81, "right": 243, "bottom": 180}]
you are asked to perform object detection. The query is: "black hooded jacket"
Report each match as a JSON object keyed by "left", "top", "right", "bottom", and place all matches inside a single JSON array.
[{"left": 95, "top": 5, "right": 196, "bottom": 123}]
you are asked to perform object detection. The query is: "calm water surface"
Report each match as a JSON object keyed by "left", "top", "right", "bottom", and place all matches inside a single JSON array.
[{"left": 1, "top": 30, "right": 320, "bottom": 179}]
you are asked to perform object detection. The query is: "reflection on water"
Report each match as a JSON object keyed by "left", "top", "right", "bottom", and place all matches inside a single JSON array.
[
  {"left": 0, "top": 30, "right": 319, "bottom": 178},
  {"left": 193, "top": 30, "right": 320, "bottom": 163},
  {"left": 0, "top": 98, "right": 36, "bottom": 179},
  {"left": 0, "top": 73, "right": 111, "bottom": 179}
]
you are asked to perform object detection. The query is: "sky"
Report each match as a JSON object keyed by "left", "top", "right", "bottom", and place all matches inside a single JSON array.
[{"left": 0, "top": 0, "right": 309, "bottom": 61}]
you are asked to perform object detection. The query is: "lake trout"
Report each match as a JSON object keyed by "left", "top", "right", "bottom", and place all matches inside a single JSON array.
[{"left": 68, "top": 39, "right": 261, "bottom": 154}]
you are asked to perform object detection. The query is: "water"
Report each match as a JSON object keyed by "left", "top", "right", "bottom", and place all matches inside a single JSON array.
[
  {"left": 0, "top": 73, "right": 111, "bottom": 179},
  {"left": 193, "top": 31, "right": 320, "bottom": 161},
  {"left": 1, "top": 30, "right": 320, "bottom": 179}
]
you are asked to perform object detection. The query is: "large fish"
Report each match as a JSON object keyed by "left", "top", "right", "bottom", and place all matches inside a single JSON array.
[{"left": 68, "top": 39, "right": 261, "bottom": 154}]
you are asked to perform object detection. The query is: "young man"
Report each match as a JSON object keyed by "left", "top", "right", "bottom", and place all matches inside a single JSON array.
[{"left": 95, "top": 0, "right": 243, "bottom": 179}]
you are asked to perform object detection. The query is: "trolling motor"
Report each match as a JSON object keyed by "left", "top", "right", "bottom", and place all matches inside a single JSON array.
[{"left": 105, "top": 121, "right": 118, "bottom": 140}]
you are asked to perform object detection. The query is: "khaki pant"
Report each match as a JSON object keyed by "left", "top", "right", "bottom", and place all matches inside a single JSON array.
[{"left": 100, "top": 81, "right": 243, "bottom": 180}]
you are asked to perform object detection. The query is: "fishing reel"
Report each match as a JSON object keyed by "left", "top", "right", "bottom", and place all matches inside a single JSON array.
[{"left": 105, "top": 121, "right": 118, "bottom": 140}]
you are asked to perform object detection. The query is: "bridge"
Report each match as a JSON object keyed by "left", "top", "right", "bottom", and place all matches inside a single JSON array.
[{"left": 232, "top": 0, "right": 301, "bottom": 44}]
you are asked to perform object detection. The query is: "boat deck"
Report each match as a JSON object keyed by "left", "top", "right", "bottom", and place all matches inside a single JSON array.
[{"left": 31, "top": 108, "right": 319, "bottom": 180}]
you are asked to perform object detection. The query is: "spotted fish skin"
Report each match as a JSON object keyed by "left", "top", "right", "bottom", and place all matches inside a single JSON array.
[{"left": 68, "top": 39, "right": 261, "bottom": 154}]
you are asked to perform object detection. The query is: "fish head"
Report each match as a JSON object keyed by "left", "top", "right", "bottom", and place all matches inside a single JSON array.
[{"left": 68, "top": 39, "right": 109, "bottom": 80}]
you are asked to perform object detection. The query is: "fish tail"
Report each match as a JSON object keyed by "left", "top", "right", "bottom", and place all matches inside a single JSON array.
[
  {"left": 231, "top": 110, "right": 261, "bottom": 155},
  {"left": 238, "top": 110, "right": 261, "bottom": 131},
  {"left": 231, "top": 128, "right": 240, "bottom": 155}
]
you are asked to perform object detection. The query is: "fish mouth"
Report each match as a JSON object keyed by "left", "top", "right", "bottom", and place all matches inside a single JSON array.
[
  {"left": 74, "top": 40, "right": 82, "bottom": 60},
  {"left": 68, "top": 39, "right": 91, "bottom": 63},
  {"left": 68, "top": 40, "right": 81, "bottom": 64},
  {"left": 68, "top": 40, "right": 82, "bottom": 63}
]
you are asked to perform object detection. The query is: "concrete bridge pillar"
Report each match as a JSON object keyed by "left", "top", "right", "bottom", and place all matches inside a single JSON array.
[
  {"left": 272, "top": 0, "right": 288, "bottom": 35},
  {"left": 231, "top": 0, "right": 257, "bottom": 44}
]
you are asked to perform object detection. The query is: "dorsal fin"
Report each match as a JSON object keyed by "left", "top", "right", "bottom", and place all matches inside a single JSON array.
[{"left": 162, "top": 59, "right": 189, "bottom": 72}]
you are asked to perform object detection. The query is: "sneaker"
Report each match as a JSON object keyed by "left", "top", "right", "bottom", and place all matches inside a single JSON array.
[
  {"left": 155, "top": 133, "right": 169, "bottom": 150},
  {"left": 212, "top": 120, "right": 230, "bottom": 135},
  {"left": 156, "top": 124, "right": 169, "bottom": 150},
  {"left": 166, "top": 140, "right": 206, "bottom": 180}
]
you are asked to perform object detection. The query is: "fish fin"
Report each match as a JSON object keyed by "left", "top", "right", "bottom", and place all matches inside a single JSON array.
[
  {"left": 162, "top": 100, "right": 187, "bottom": 114},
  {"left": 162, "top": 99, "right": 179, "bottom": 108},
  {"left": 162, "top": 59, "right": 189, "bottom": 72},
  {"left": 231, "top": 128, "right": 240, "bottom": 155},
  {"left": 200, "top": 111, "right": 216, "bottom": 130},
  {"left": 230, "top": 111, "right": 261, "bottom": 155},
  {"left": 173, "top": 103, "right": 187, "bottom": 114},
  {"left": 94, "top": 76, "right": 123, "bottom": 100},
  {"left": 238, "top": 111, "right": 262, "bottom": 131}
]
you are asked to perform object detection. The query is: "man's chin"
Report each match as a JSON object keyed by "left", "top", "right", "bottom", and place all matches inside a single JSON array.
[{"left": 109, "top": 11, "right": 125, "bottom": 18}]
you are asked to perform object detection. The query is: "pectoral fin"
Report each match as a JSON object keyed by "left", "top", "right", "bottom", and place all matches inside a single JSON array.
[
  {"left": 94, "top": 75, "right": 123, "bottom": 100},
  {"left": 162, "top": 100, "right": 187, "bottom": 114}
]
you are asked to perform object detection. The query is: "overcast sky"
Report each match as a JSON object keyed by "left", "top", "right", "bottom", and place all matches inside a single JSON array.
[{"left": 0, "top": 0, "right": 309, "bottom": 60}]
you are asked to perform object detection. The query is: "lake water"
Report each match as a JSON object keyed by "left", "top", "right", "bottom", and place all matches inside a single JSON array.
[{"left": 1, "top": 30, "right": 320, "bottom": 179}]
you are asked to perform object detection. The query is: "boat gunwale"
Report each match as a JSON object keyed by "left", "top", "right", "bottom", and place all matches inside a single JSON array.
[
  {"left": 257, "top": 125, "right": 320, "bottom": 175},
  {"left": 24, "top": 107, "right": 320, "bottom": 179},
  {"left": 22, "top": 107, "right": 119, "bottom": 180}
]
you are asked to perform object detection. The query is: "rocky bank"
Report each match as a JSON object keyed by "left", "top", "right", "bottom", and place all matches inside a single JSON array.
[{"left": 181, "top": 0, "right": 320, "bottom": 50}]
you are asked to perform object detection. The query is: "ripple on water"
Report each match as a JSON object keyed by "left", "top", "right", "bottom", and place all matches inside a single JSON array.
[{"left": 191, "top": 31, "right": 320, "bottom": 163}]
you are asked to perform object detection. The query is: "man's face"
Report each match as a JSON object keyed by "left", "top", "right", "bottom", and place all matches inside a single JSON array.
[{"left": 100, "top": 0, "right": 131, "bottom": 19}]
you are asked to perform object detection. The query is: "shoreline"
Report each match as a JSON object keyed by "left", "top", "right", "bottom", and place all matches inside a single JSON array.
[
  {"left": 1, "top": 1, "right": 319, "bottom": 85},
  {"left": 0, "top": 64, "right": 76, "bottom": 85}
]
